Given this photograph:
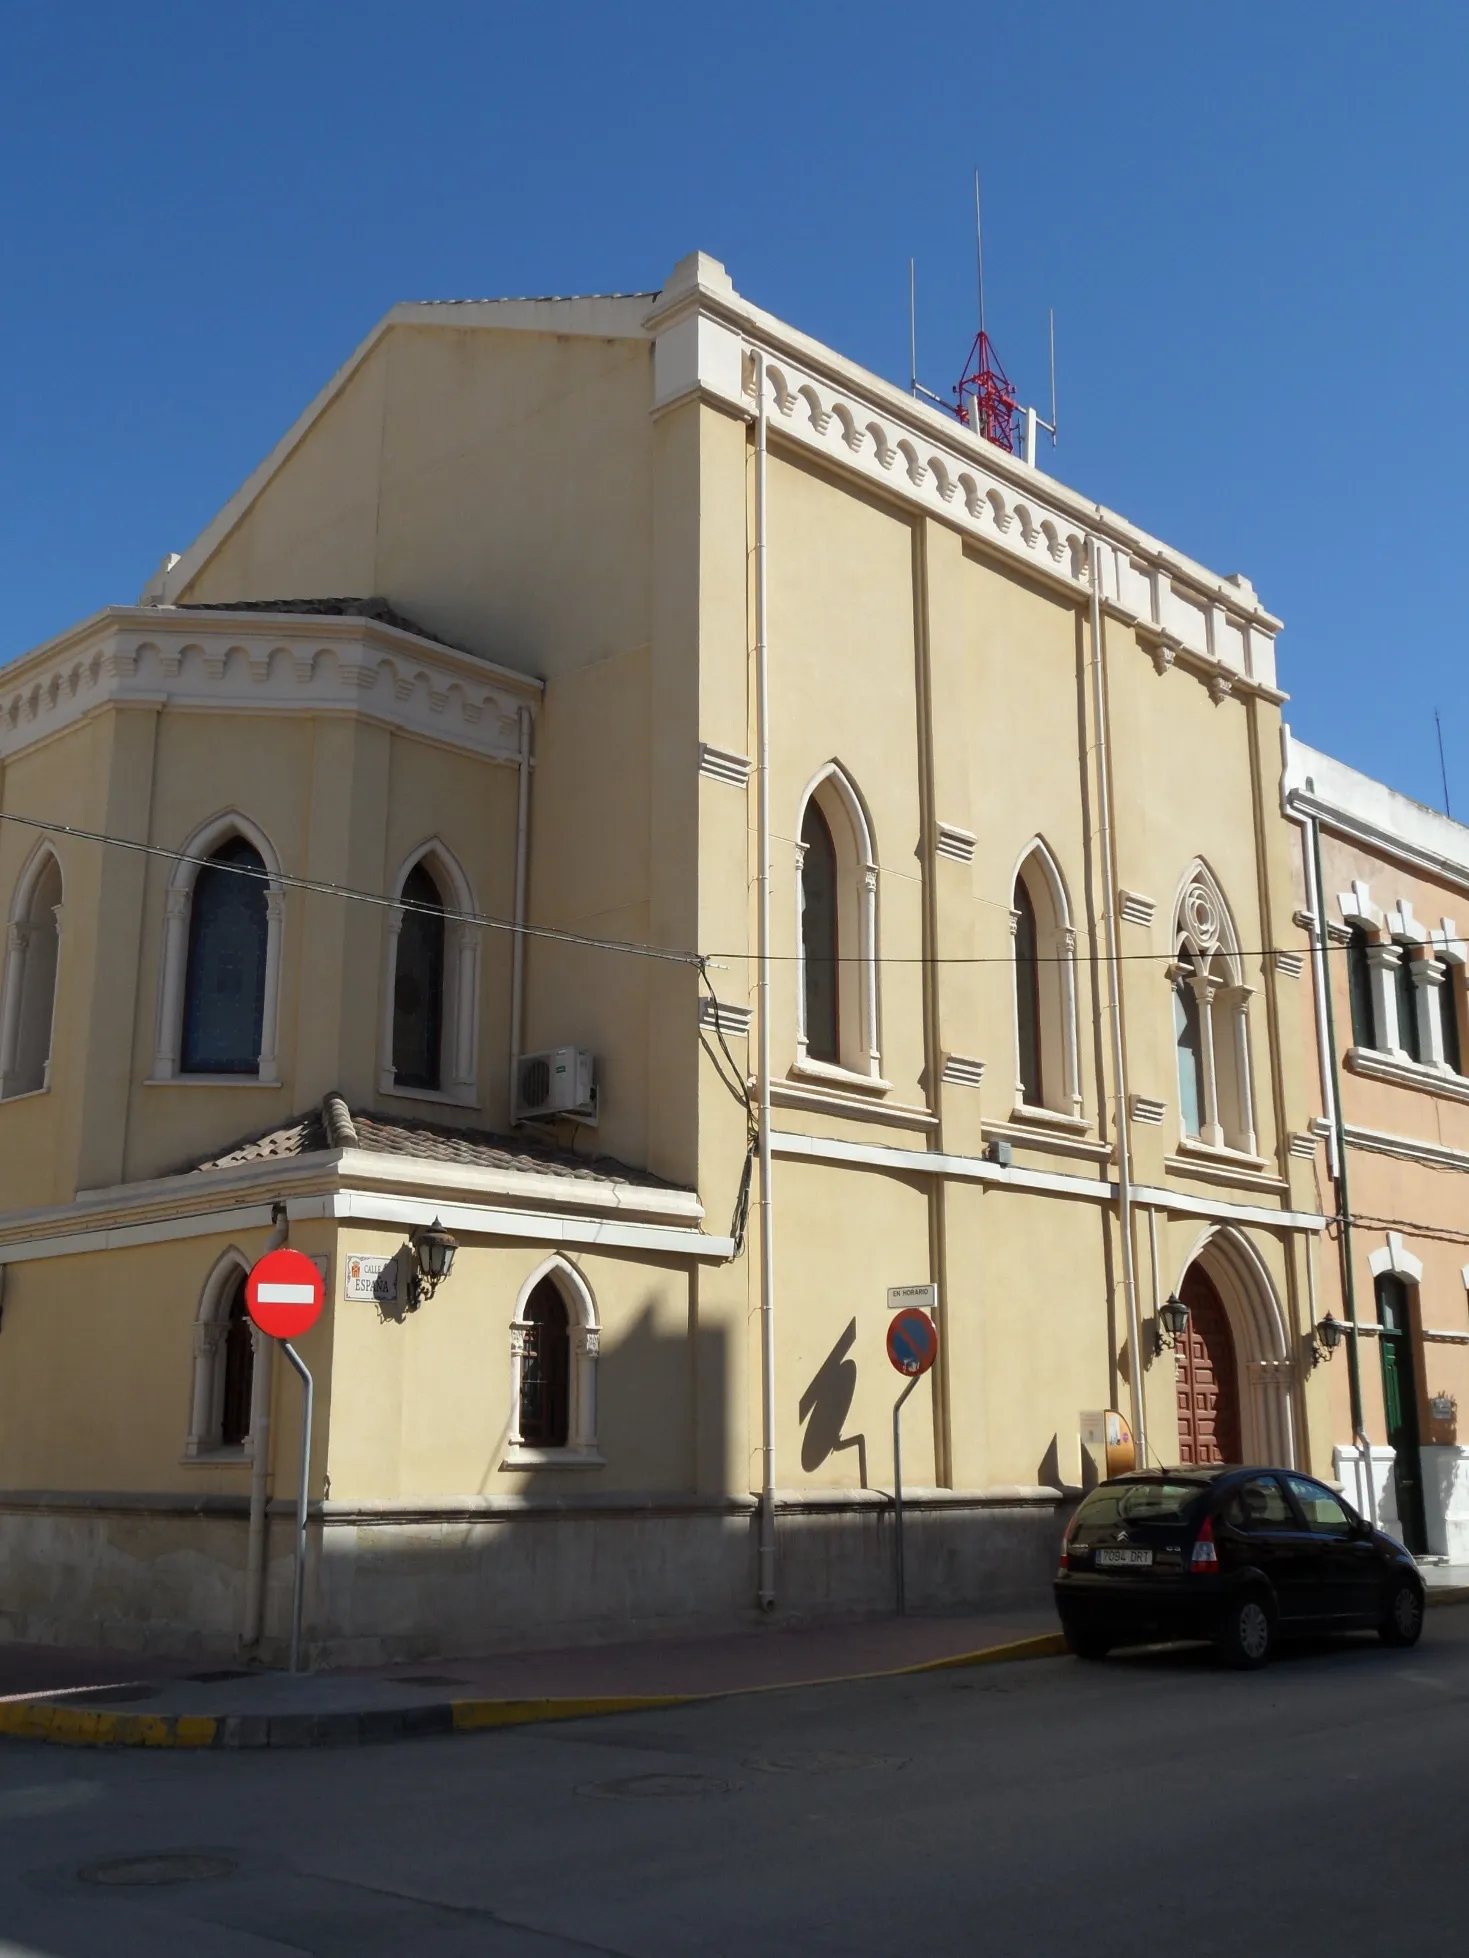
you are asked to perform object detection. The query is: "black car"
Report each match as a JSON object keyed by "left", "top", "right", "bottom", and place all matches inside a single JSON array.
[{"left": 1054, "top": 1465, "right": 1425, "bottom": 1668}]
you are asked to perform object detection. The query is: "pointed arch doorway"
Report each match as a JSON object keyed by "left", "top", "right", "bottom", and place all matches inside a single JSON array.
[{"left": 1174, "top": 1264, "right": 1243, "bottom": 1465}]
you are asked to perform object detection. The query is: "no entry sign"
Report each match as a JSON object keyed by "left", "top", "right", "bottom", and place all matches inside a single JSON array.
[
  {"left": 245, "top": 1246, "right": 324, "bottom": 1340},
  {"left": 887, "top": 1307, "right": 938, "bottom": 1378}
]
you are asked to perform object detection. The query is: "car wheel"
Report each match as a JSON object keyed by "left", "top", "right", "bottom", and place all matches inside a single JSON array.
[
  {"left": 1379, "top": 1577, "right": 1424, "bottom": 1648},
  {"left": 1063, "top": 1624, "right": 1111, "bottom": 1662},
  {"left": 1215, "top": 1594, "right": 1273, "bottom": 1670}
]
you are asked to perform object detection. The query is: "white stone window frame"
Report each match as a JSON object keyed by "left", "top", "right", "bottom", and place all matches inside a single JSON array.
[
  {"left": 1369, "top": 1232, "right": 1425, "bottom": 1288},
  {"left": 1169, "top": 860, "right": 1257, "bottom": 1159},
  {"left": 151, "top": 811, "right": 285, "bottom": 1085},
  {"left": 0, "top": 841, "right": 64, "bottom": 1101},
  {"left": 1340, "top": 883, "right": 1468, "bottom": 1075},
  {"left": 183, "top": 1246, "right": 263, "bottom": 1461},
  {"left": 503, "top": 1254, "right": 603, "bottom": 1467},
  {"left": 379, "top": 837, "right": 481, "bottom": 1108},
  {"left": 791, "top": 762, "right": 885, "bottom": 1091},
  {"left": 1008, "top": 836, "right": 1084, "bottom": 1127}
]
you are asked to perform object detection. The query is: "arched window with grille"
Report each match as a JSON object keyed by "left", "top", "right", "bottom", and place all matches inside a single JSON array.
[
  {"left": 794, "top": 764, "right": 880, "bottom": 1082},
  {"left": 380, "top": 841, "right": 480, "bottom": 1105},
  {"left": 182, "top": 839, "right": 270, "bottom": 1074},
  {"left": 0, "top": 847, "right": 63, "bottom": 1099},
  {"left": 506, "top": 1257, "right": 601, "bottom": 1462}
]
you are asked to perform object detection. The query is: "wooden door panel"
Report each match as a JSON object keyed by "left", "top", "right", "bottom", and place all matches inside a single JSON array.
[{"left": 1175, "top": 1267, "right": 1242, "bottom": 1465}]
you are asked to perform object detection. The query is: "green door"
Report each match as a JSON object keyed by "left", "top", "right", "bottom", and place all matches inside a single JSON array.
[{"left": 1377, "top": 1275, "right": 1428, "bottom": 1554}]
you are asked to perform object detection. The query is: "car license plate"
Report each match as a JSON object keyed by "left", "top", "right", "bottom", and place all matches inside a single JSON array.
[{"left": 1095, "top": 1547, "right": 1152, "bottom": 1568}]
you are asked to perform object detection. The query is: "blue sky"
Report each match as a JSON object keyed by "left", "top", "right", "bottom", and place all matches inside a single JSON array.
[{"left": 3, "top": 2, "right": 1465, "bottom": 808}]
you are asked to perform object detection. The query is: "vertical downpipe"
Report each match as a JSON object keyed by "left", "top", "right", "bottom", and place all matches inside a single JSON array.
[
  {"left": 509, "top": 705, "right": 532, "bottom": 1107},
  {"left": 754, "top": 352, "right": 778, "bottom": 1610},
  {"left": 1088, "top": 537, "right": 1146, "bottom": 1465}
]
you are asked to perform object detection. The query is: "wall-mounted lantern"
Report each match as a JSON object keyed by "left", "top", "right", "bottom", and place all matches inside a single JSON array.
[
  {"left": 1311, "top": 1312, "right": 1345, "bottom": 1369},
  {"left": 1154, "top": 1292, "right": 1190, "bottom": 1356},
  {"left": 408, "top": 1218, "right": 459, "bottom": 1311}
]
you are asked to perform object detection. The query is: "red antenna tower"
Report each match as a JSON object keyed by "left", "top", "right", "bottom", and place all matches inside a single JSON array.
[{"left": 953, "top": 171, "right": 1019, "bottom": 453}]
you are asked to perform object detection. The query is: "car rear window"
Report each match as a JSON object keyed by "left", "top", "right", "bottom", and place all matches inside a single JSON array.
[{"left": 1073, "top": 1482, "right": 1205, "bottom": 1526}]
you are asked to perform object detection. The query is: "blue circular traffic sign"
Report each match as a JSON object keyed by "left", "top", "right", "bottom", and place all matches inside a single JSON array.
[{"left": 887, "top": 1308, "right": 938, "bottom": 1377}]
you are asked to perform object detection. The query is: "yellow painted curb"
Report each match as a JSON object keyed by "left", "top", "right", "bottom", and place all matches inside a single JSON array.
[
  {"left": 452, "top": 1693, "right": 691, "bottom": 1732},
  {"left": 0, "top": 1702, "right": 218, "bottom": 1748}
]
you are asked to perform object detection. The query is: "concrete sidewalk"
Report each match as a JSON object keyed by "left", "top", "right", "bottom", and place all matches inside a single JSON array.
[{"left": 0, "top": 1609, "right": 1064, "bottom": 1751}]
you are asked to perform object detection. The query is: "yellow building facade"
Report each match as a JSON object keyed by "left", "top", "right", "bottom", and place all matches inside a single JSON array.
[{"left": 0, "top": 254, "right": 1332, "bottom": 1661}]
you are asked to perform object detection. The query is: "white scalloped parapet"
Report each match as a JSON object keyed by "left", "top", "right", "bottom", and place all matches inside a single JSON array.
[
  {"left": 0, "top": 609, "right": 540, "bottom": 764},
  {"left": 647, "top": 264, "right": 1281, "bottom": 701}
]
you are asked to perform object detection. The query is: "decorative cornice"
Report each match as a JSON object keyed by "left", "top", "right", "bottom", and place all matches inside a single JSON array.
[
  {"left": 698, "top": 742, "right": 752, "bottom": 788},
  {"left": 1343, "top": 1121, "right": 1469, "bottom": 1173},
  {"left": 1287, "top": 1132, "right": 1319, "bottom": 1160},
  {"left": 1119, "top": 891, "right": 1156, "bottom": 928},
  {"left": 934, "top": 823, "right": 977, "bottom": 865},
  {"left": 1274, "top": 951, "right": 1306, "bottom": 979},
  {"left": 1284, "top": 738, "right": 1469, "bottom": 896},
  {"left": 1129, "top": 1094, "right": 1166, "bottom": 1125},
  {"left": 0, "top": 609, "right": 540, "bottom": 766}
]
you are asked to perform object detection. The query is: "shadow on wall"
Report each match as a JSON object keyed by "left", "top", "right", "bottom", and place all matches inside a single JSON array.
[{"left": 798, "top": 1319, "right": 868, "bottom": 1485}]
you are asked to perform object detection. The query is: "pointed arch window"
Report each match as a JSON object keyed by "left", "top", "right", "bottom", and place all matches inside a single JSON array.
[
  {"left": 0, "top": 848, "right": 63, "bottom": 1099},
  {"left": 506, "top": 1258, "right": 602, "bottom": 1463},
  {"left": 381, "top": 843, "right": 480, "bottom": 1105},
  {"left": 1009, "top": 843, "right": 1082, "bottom": 1120},
  {"left": 794, "top": 767, "right": 881, "bottom": 1083},
  {"left": 182, "top": 839, "right": 270, "bottom": 1074},
  {"left": 153, "top": 814, "right": 285, "bottom": 1084},
  {"left": 185, "top": 1251, "right": 262, "bottom": 1459},
  {"left": 1170, "top": 868, "right": 1256, "bottom": 1156},
  {"left": 800, "top": 802, "right": 840, "bottom": 1065}
]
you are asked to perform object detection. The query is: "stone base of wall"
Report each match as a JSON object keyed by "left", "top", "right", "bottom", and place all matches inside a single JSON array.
[
  {"left": 1419, "top": 1445, "right": 1469, "bottom": 1562},
  {"left": 0, "top": 1490, "right": 1072, "bottom": 1665}
]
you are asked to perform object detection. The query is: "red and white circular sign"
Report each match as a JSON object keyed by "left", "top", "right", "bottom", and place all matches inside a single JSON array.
[{"left": 244, "top": 1246, "right": 324, "bottom": 1340}]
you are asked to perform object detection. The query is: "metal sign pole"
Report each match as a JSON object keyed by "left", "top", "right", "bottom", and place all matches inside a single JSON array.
[
  {"left": 893, "top": 1372, "right": 920, "bottom": 1616},
  {"left": 280, "top": 1340, "right": 314, "bottom": 1675}
]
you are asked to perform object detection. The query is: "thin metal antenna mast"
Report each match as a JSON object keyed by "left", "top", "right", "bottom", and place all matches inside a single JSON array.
[
  {"left": 1048, "top": 307, "right": 1057, "bottom": 436},
  {"left": 909, "top": 258, "right": 918, "bottom": 397},
  {"left": 1436, "top": 708, "right": 1452, "bottom": 818},
  {"left": 974, "top": 169, "right": 986, "bottom": 342}
]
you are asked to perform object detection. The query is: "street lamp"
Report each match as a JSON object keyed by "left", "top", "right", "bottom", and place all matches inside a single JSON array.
[
  {"left": 1154, "top": 1292, "right": 1190, "bottom": 1356},
  {"left": 408, "top": 1217, "right": 459, "bottom": 1311}
]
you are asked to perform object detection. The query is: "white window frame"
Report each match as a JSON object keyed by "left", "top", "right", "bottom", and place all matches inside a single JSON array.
[
  {"left": 379, "top": 838, "right": 480, "bottom": 1107},
  {"left": 792, "top": 762, "right": 884, "bottom": 1089},
  {"left": 503, "top": 1255, "right": 603, "bottom": 1466},
  {"left": 151, "top": 811, "right": 285, "bottom": 1085},
  {"left": 183, "top": 1246, "right": 262, "bottom": 1460},
  {"left": 0, "top": 842, "right": 64, "bottom": 1100},
  {"left": 1008, "top": 837, "right": 1083, "bottom": 1125}
]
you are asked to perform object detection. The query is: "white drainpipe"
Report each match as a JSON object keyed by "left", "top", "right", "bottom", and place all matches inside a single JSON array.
[
  {"left": 1088, "top": 537, "right": 1146, "bottom": 1465},
  {"left": 754, "top": 350, "right": 777, "bottom": 1610}
]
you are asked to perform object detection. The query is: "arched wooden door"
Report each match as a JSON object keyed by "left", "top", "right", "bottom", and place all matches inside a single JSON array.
[{"left": 1175, "top": 1264, "right": 1243, "bottom": 1465}]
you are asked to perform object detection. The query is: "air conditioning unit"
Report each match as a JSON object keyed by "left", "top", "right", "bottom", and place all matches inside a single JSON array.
[{"left": 514, "top": 1046, "right": 598, "bottom": 1123}]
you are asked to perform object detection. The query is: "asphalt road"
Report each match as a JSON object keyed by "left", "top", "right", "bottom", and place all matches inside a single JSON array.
[{"left": 1, "top": 1607, "right": 1466, "bottom": 1957}]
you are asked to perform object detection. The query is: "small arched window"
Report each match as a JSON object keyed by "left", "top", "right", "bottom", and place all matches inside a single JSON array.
[
  {"left": 1346, "top": 926, "right": 1376, "bottom": 1048},
  {"left": 1008, "top": 843, "right": 1082, "bottom": 1120},
  {"left": 1013, "top": 879, "right": 1043, "bottom": 1106},
  {"left": 0, "top": 850, "right": 63, "bottom": 1099},
  {"left": 219, "top": 1275, "right": 256, "bottom": 1448},
  {"left": 517, "top": 1278, "right": 570, "bottom": 1447},
  {"left": 392, "top": 862, "right": 446, "bottom": 1090},
  {"left": 181, "top": 839, "right": 269, "bottom": 1075},
  {"left": 794, "top": 766, "right": 880, "bottom": 1082},
  {"left": 800, "top": 801, "right": 840, "bottom": 1065}
]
